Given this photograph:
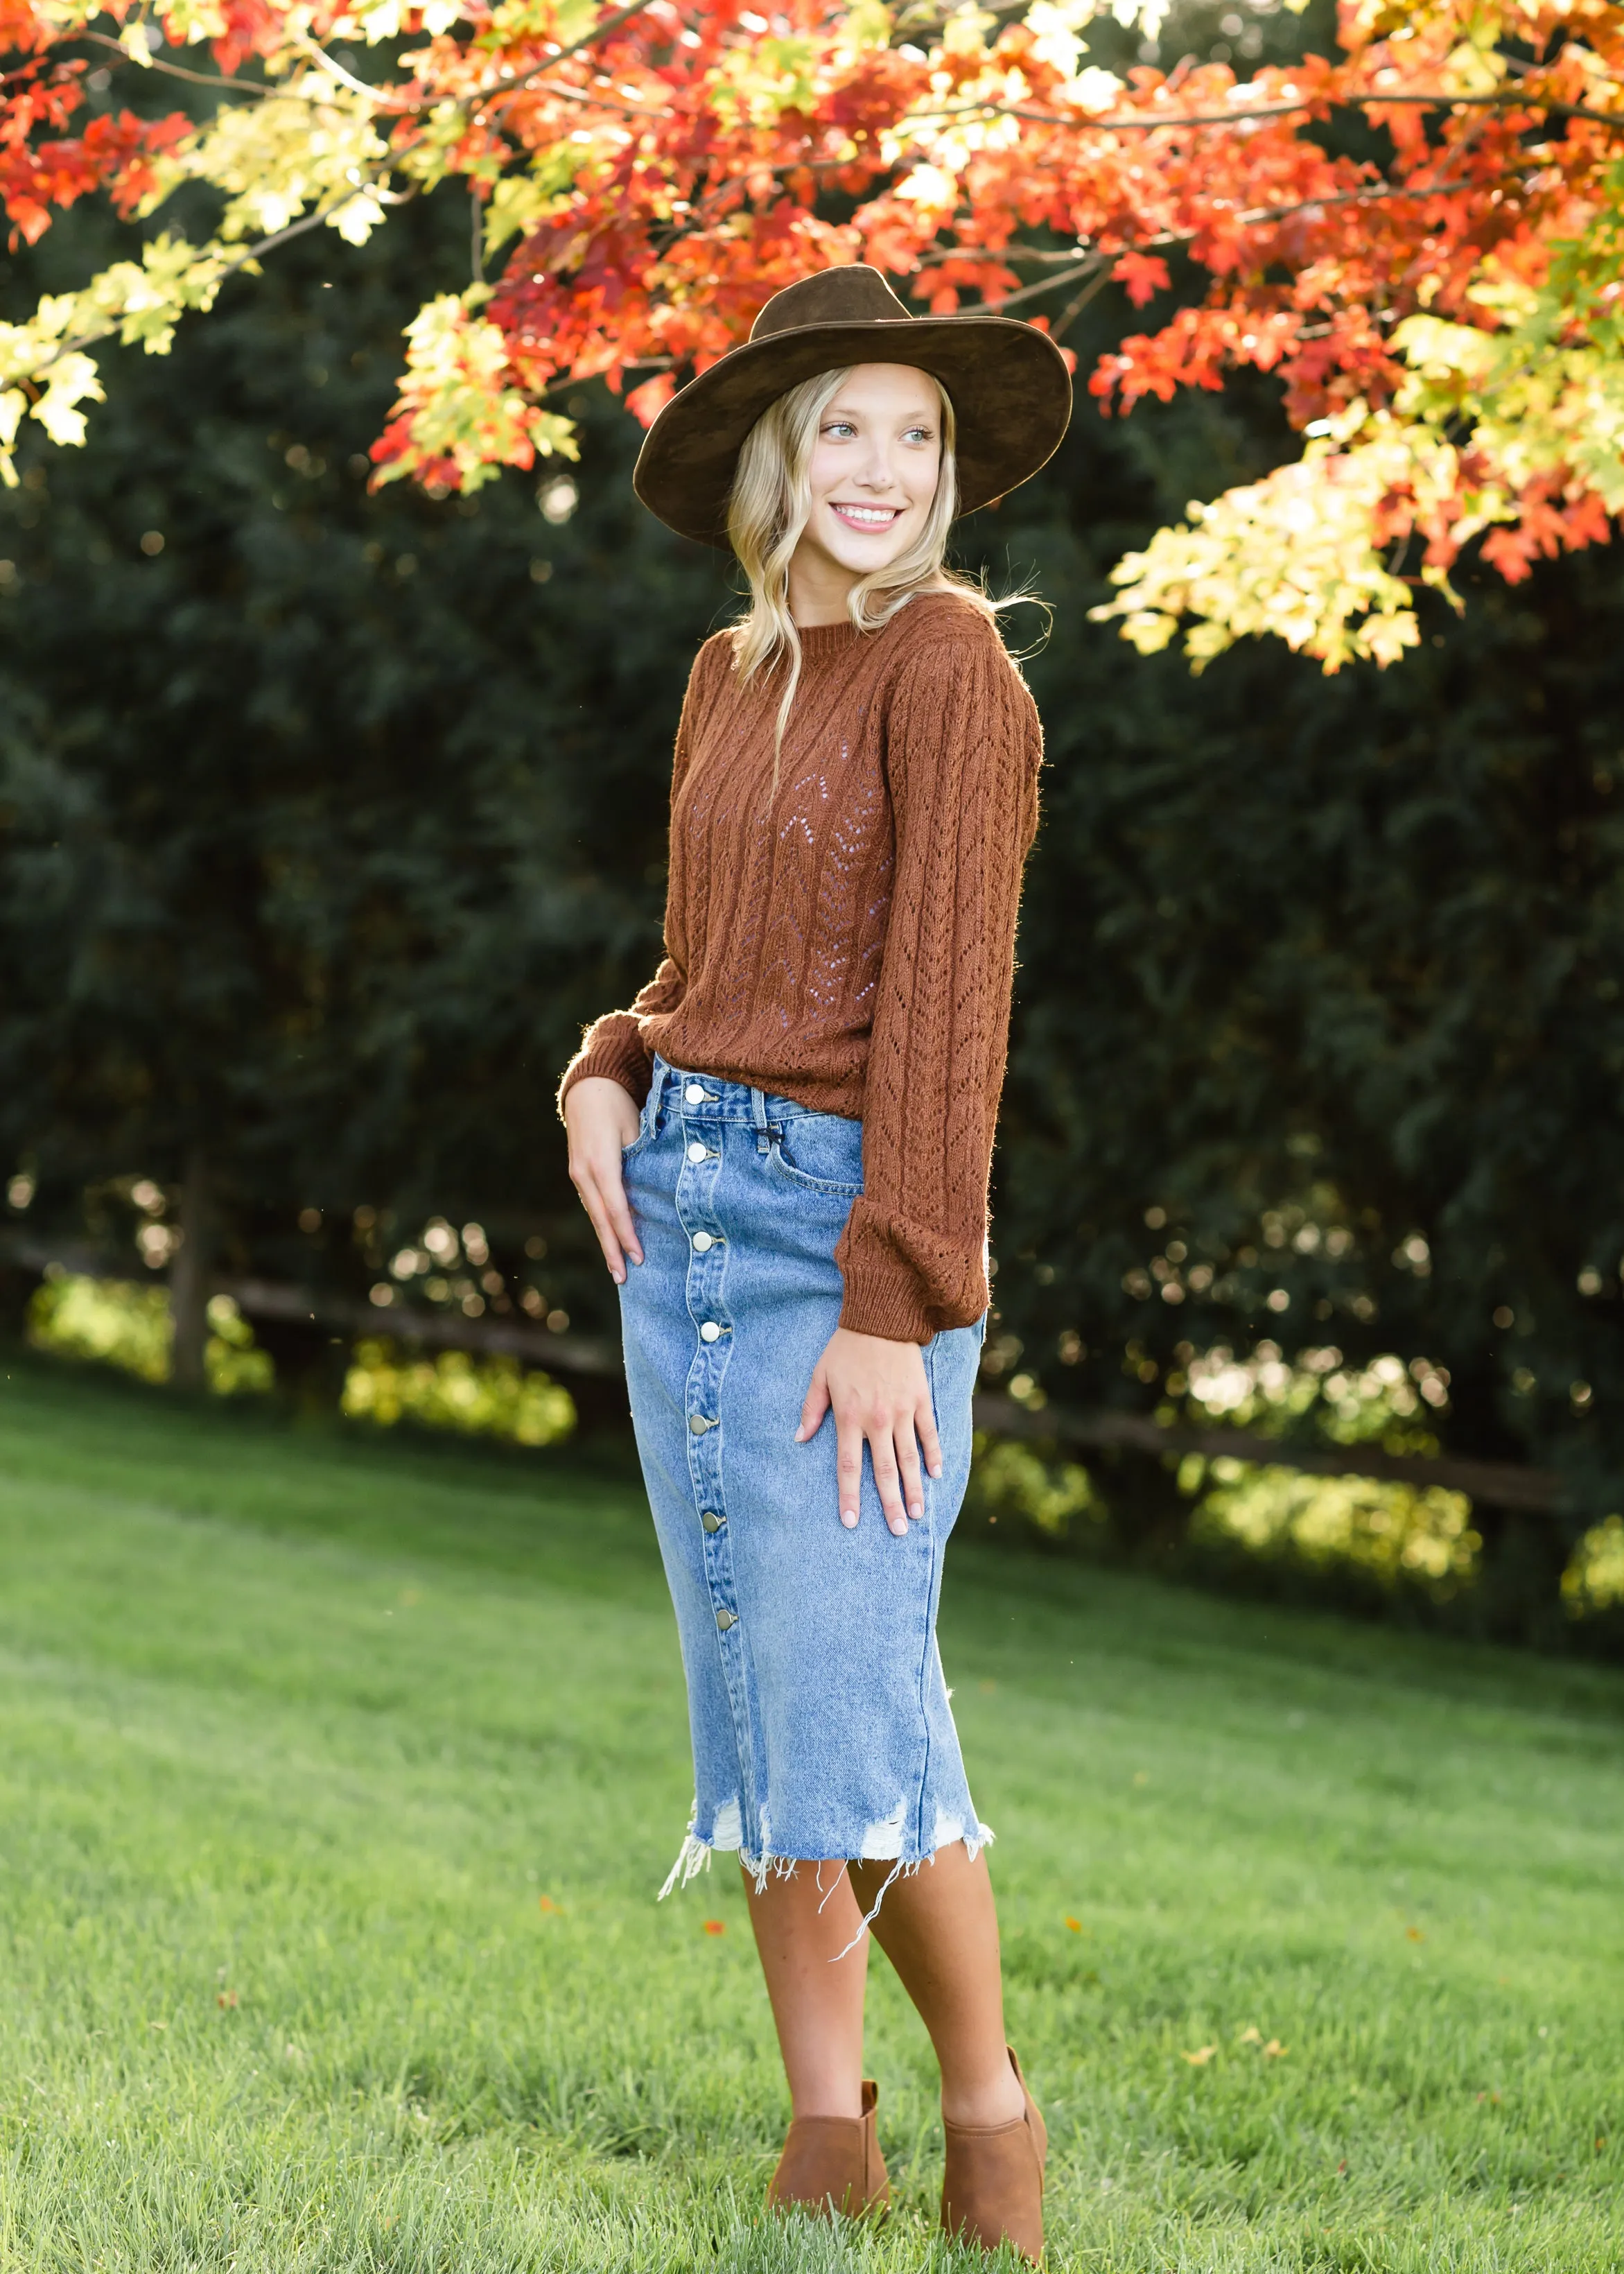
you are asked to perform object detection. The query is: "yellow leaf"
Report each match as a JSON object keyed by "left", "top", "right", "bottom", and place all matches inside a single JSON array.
[{"left": 1182, "top": 2045, "right": 1218, "bottom": 2065}]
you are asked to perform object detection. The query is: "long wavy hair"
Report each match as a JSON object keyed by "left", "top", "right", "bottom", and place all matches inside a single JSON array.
[{"left": 725, "top": 365, "right": 998, "bottom": 762}]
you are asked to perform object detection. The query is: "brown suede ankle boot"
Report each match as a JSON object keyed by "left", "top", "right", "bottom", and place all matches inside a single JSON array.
[
  {"left": 940, "top": 2047, "right": 1047, "bottom": 2262},
  {"left": 767, "top": 2078, "right": 891, "bottom": 2220}
]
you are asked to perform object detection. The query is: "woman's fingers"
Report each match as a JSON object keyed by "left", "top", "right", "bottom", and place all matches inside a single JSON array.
[
  {"left": 602, "top": 1157, "right": 643, "bottom": 1269},
  {"left": 835, "top": 1409, "right": 864, "bottom": 1530},
  {"left": 796, "top": 1362, "right": 831, "bottom": 1446},
  {"left": 868, "top": 1427, "right": 909, "bottom": 1536},
  {"left": 807, "top": 1329, "right": 936, "bottom": 1536},
  {"left": 570, "top": 1147, "right": 642, "bottom": 1283},
  {"left": 893, "top": 1422, "right": 925, "bottom": 1523},
  {"left": 830, "top": 1403, "right": 934, "bottom": 1535},
  {"left": 564, "top": 1079, "right": 644, "bottom": 1281},
  {"left": 916, "top": 1396, "right": 944, "bottom": 1483},
  {"left": 573, "top": 1168, "right": 627, "bottom": 1283}
]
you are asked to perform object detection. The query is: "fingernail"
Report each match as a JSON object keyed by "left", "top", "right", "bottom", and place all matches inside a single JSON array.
[
  {"left": 909, "top": 1503, "right": 922, "bottom": 1520},
  {"left": 794, "top": 1427, "right": 806, "bottom": 1442},
  {"left": 929, "top": 1464, "right": 943, "bottom": 1479},
  {"left": 841, "top": 1509, "right": 858, "bottom": 1529},
  {"left": 611, "top": 1269, "right": 625, "bottom": 1285}
]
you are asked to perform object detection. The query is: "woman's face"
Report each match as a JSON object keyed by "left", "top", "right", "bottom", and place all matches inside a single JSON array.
[{"left": 798, "top": 363, "right": 943, "bottom": 580}]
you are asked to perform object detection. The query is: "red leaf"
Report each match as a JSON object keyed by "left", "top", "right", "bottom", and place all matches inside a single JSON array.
[{"left": 1111, "top": 251, "right": 1171, "bottom": 309}]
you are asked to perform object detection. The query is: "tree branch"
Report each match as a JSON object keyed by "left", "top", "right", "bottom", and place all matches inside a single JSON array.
[{"left": 911, "top": 87, "right": 1624, "bottom": 134}]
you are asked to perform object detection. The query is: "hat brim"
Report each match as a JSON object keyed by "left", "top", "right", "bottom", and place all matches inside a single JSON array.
[{"left": 631, "top": 315, "right": 1072, "bottom": 549}]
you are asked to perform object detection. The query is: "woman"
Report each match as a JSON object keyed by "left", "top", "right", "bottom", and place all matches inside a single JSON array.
[{"left": 559, "top": 264, "right": 1069, "bottom": 2261}]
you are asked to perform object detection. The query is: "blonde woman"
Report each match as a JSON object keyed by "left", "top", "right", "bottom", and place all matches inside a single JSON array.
[{"left": 559, "top": 266, "right": 1069, "bottom": 2261}]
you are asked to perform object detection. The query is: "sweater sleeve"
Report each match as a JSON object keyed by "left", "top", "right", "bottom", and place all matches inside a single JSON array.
[
  {"left": 834, "top": 628, "right": 1041, "bottom": 1343},
  {"left": 555, "top": 645, "right": 710, "bottom": 1118}
]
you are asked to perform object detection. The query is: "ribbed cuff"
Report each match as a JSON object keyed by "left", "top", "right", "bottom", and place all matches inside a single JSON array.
[
  {"left": 835, "top": 1197, "right": 990, "bottom": 1346},
  {"left": 556, "top": 1027, "right": 652, "bottom": 1122},
  {"left": 838, "top": 1271, "right": 935, "bottom": 1345}
]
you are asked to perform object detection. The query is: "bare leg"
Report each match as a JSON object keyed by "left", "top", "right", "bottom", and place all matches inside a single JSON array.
[
  {"left": 742, "top": 1861, "right": 869, "bottom": 2119},
  {"left": 849, "top": 1841, "right": 1025, "bottom": 2126}
]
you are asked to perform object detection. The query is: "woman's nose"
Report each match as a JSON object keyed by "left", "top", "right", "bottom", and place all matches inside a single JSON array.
[{"left": 853, "top": 449, "right": 901, "bottom": 492}]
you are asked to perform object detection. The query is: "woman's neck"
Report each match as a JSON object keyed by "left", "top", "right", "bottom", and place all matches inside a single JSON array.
[
  {"left": 786, "top": 547, "right": 859, "bottom": 629},
  {"left": 787, "top": 556, "right": 954, "bottom": 630}
]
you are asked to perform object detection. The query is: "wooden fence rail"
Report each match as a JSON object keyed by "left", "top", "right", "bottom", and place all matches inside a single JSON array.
[{"left": 3, "top": 1236, "right": 1567, "bottom": 1514}]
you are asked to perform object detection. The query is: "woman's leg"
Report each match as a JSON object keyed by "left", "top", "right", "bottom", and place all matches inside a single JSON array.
[
  {"left": 742, "top": 1861, "right": 869, "bottom": 2119},
  {"left": 848, "top": 1841, "right": 1025, "bottom": 2126}
]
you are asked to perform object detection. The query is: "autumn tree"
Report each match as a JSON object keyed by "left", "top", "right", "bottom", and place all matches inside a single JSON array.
[{"left": 1, "top": 0, "right": 1621, "bottom": 668}]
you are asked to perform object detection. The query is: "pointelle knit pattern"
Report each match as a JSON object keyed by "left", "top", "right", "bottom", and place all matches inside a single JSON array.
[{"left": 557, "top": 590, "right": 1042, "bottom": 1344}]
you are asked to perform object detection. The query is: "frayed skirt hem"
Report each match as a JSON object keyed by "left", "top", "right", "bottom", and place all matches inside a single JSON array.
[{"left": 657, "top": 1810, "right": 995, "bottom": 1952}]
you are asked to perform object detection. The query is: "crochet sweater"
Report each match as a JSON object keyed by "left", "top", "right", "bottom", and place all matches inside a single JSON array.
[{"left": 557, "top": 590, "right": 1042, "bottom": 1344}]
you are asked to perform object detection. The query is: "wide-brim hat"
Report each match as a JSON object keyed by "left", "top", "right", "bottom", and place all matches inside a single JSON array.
[{"left": 633, "top": 264, "right": 1073, "bottom": 549}]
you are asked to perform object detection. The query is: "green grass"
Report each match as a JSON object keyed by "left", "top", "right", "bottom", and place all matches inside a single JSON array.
[{"left": 0, "top": 1356, "right": 1619, "bottom": 2272}]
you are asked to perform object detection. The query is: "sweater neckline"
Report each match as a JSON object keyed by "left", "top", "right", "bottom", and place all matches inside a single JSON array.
[{"left": 795, "top": 618, "right": 862, "bottom": 663}]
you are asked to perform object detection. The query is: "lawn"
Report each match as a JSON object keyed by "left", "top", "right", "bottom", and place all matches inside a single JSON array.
[{"left": 0, "top": 1356, "right": 1618, "bottom": 2272}]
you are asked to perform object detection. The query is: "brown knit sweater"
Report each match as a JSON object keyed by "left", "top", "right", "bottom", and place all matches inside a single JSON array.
[{"left": 557, "top": 590, "right": 1042, "bottom": 1344}]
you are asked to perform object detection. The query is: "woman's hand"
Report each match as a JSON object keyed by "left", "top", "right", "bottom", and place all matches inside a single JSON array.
[
  {"left": 796, "top": 1328, "right": 944, "bottom": 1536},
  {"left": 564, "top": 1076, "right": 645, "bottom": 1285}
]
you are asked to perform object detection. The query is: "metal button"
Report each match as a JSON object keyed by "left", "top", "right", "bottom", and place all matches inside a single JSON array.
[
  {"left": 686, "top": 1140, "right": 710, "bottom": 1163},
  {"left": 688, "top": 1414, "right": 715, "bottom": 1436},
  {"left": 699, "top": 1321, "right": 722, "bottom": 1343},
  {"left": 701, "top": 1509, "right": 724, "bottom": 1533},
  {"left": 685, "top": 1082, "right": 707, "bottom": 1104},
  {"left": 691, "top": 1231, "right": 714, "bottom": 1252},
  {"left": 715, "top": 1607, "right": 737, "bottom": 1631}
]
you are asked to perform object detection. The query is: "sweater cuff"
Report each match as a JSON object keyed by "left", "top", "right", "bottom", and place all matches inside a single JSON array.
[
  {"left": 556, "top": 1020, "right": 652, "bottom": 1122},
  {"left": 835, "top": 1197, "right": 990, "bottom": 1346},
  {"left": 838, "top": 1269, "right": 935, "bottom": 1346}
]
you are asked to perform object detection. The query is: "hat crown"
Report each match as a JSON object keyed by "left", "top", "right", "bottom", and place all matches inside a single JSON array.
[{"left": 749, "top": 264, "right": 912, "bottom": 342}]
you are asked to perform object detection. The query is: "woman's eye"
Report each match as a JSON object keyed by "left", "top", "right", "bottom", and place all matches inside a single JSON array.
[
  {"left": 823, "top": 420, "right": 857, "bottom": 438},
  {"left": 905, "top": 426, "right": 933, "bottom": 444}
]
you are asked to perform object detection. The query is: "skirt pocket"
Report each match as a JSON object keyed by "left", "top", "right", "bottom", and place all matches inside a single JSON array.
[{"left": 768, "top": 1111, "right": 864, "bottom": 1198}]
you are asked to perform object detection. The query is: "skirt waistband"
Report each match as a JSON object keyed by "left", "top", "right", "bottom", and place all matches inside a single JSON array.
[{"left": 649, "top": 1052, "right": 851, "bottom": 1129}]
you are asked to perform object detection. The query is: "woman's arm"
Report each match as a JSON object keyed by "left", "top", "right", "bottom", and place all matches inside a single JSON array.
[
  {"left": 802, "top": 625, "right": 1040, "bottom": 1535},
  {"left": 559, "top": 641, "right": 717, "bottom": 1278},
  {"left": 834, "top": 625, "right": 1042, "bottom": 1344},
  {"left": 564, "top": 1075, "right": 645, "bottom": 1283}
]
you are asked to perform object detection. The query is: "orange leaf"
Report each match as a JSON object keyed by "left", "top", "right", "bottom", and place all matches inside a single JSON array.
[
  {"left": 1111, "top": 250, "right": 1172, "bottom": 309},
  {"left": 1064, "top": 1916, "right": 1083, "bottom": 1932},
  {"left": 625, "top": 372, "right": 676, "bottom": 428},
  {"left": 703, "top": 1918, "right": 726, "bottom": 1936}
]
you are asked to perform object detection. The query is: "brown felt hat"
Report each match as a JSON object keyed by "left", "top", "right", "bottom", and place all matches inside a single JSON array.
[{"left": 633, "top": 264, "right": 1073, "bottom": 549}]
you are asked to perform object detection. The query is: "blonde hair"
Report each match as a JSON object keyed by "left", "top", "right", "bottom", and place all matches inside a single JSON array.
[{"left": 726, "top": 365, "right": 998, "bottom": 758}]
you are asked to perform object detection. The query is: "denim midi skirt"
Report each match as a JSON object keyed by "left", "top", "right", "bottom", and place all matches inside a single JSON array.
[{"left": 619, "top": 1055, "right": 991, "bottom": 1897}]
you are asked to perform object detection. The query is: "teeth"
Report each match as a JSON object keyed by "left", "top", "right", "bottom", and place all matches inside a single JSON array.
[{"left": 837, "top": 506, "right": 899, "bottom": 526}]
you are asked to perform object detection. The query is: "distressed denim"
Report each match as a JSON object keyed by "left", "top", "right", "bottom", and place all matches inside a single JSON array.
[{"left": 618, "top": 1055, "right": 990, "bottom": 1896}]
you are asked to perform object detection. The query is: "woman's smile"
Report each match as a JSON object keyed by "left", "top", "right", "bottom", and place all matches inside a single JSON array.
[{"left": 830, "top": 501, "right": 905, "bottom": 532}]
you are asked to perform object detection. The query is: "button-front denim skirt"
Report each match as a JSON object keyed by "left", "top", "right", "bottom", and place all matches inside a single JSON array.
[{"left": 619, "top": 1055, "right": 991, "bottom": 1898}]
